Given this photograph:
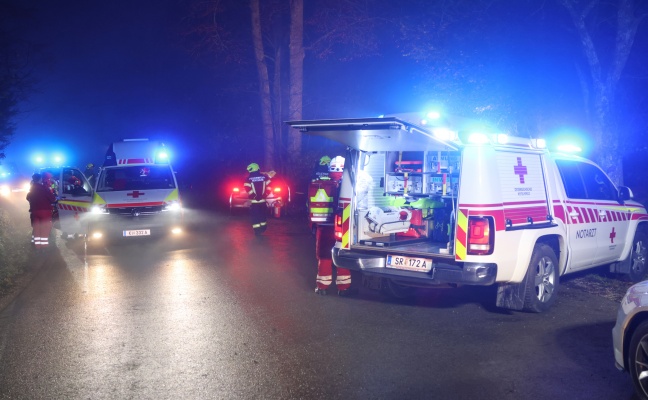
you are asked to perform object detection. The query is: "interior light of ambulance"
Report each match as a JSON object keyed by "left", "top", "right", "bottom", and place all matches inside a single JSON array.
[
  {"left": 557, "top": 144, "right": 582, "bottom": 153},
  {"left": 467, "top": 217, "right": 493, "bottom": 255}
]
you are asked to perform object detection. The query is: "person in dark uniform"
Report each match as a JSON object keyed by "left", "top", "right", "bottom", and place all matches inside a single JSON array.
[
  {"left": 26, "top": 173, "right": 57, "bottom": 252},
  {"left": 244, "top": 163, "right": 272, "bottom": 235}
]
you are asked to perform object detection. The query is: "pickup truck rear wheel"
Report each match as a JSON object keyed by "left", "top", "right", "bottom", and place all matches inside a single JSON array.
[
  {"left": 627, "top": 231, "right": 648, "bottom": 283},
  {"left": 522, "top": 243, "right": 559, "bottom": 313}
]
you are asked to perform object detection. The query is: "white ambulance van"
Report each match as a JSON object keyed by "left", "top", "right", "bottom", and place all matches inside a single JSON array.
[
  {"left": 288, "top": 117, "right": 648, "bottom": 312},
  {"left": 87, "top": 139, "right": 183, "bottom": 242}
]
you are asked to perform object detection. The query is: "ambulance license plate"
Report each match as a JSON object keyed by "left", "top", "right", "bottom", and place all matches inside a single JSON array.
[
  {"left": 123, "top": 229, "right": 150, "bottom": 237},
  {"left": 386, "top": 255, "right": 433, "bottom": 272}
]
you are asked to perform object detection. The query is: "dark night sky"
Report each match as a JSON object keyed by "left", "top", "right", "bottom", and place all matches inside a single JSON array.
[{"left": 6, "top": 0, "right": 648, "bottom": 176}]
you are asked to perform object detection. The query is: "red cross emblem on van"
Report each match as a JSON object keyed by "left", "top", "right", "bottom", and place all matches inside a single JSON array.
[
  {"left": 127, "top": 191, "right": 145, "bottom": 198},
  {"left": 514, "top": 157, "right": 528, "bottom": 184}
]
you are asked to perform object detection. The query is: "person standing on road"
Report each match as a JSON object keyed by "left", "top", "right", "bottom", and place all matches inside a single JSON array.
[
  {"left": 311, "top": 155, "right": 354, "bottom": 296},
  {"left": 244, "top": 163, "right": 272, "bottom": 235},
  {"left": 26, "top": 173, "right": 57, "bottom": 252}
]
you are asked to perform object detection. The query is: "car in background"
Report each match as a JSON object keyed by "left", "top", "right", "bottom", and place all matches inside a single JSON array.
[
  {"left": 229, "top": 172, "right": 291, "bottom": 217},
  {"left": 613, "top": 279, "right": 648, "bottom": 400},
  {"left": 0, "top": 163, "right": 31, "bottom": 199}
]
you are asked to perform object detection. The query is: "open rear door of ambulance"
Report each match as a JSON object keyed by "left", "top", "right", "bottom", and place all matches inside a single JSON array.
[{"left": 286, "top": 117, "right": 459, "bottom": 152}]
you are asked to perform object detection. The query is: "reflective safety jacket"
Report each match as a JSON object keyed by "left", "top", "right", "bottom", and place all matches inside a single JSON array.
[{"left": 244, "top": 171, "right": 272, "bottom": 203}]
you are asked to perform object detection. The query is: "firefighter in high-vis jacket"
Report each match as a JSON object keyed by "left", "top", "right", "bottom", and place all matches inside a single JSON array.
[
  {"left": 311, "top": 155, "right": 354, "bottom": 295},
  {"left": 244, "top": 162, "right": 272, "bottom": 235}
]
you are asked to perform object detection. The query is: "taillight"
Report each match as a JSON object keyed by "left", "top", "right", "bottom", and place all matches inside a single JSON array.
[
  {"left": 274, "top": 187, "right": 281, "bottom": 193},
  {"left": 233, "top": 187, "right": 240, "bottom": 192},
  {"left": 334, "top": 212, "right": 343, "bottom": 240},
  {"left": 467, "top": 216, "right": 493, "bottom": 255}
]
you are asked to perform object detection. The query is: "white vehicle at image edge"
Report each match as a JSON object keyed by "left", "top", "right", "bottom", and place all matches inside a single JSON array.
[
  {"left": 288, "top": 116, "right": 648, "bottom": 312},
  {"left": 613, "top": 280, "right": 648, "bottom": 400}
]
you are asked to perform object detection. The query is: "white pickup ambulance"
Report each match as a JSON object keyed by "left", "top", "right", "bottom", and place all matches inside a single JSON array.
[
  {"left": 288, "top": 117, "right": 648, "bottom": 312},
  {"left": 51, "top": 139, "right": 183, "bottom": 243}
]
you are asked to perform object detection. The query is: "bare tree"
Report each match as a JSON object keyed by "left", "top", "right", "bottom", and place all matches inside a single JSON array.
[
  {"left": 560, "top": 0, "right": 648, "bottom": 184},
  {"left": 185, "top": 0, "right": 381, "bottom": 173},
  {"left": 0, "top": 2, "right": 35, "bottom": 159}
]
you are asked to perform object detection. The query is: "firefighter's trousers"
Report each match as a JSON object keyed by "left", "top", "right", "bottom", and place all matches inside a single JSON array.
[
  {"left": 250, "top": 201, "right": 268, "bottom": 235},
  {"left": 32, "top": 209, "right": 53, "bottom": 249},
  {"left": 315, "top": 224, "right": 351, "bottom": 291}
]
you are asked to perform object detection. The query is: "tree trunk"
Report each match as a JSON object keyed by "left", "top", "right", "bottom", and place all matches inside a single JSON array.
[
  {"left": 288, "top": 0, "right": 305, "bottom": 160},
  {"left": 561, "top": 0, "right": 642, "bottom": 185},
  {"left": 272, "top": 46, "right": 283, "bottom": 171},
  {"left": 250, "top": 0, "right": 275, "bottom": 170}
]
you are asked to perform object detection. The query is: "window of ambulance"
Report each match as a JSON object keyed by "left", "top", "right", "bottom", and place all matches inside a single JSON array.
[
  {"left": 97, "top": 165, "right": 176, "bottom": 192},
  {"left": 61, "top": 168, "right": 92, "bottom": 196},
  {"left": 555, "top": 160, "right": 618, "bottom": 201}
]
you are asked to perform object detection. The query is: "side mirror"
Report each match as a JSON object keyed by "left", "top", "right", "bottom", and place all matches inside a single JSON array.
[{"left": 619, "top": 186, "right": 633, "bottom": 202}]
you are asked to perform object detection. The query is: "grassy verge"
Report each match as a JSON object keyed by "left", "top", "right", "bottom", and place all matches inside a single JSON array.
[{"left": 0, "top": 206, "right": 31, "bottom": 294}]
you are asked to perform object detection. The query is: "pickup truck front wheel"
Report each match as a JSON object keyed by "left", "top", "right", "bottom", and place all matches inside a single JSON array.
[
  {"left": 627, "top": 231, "right": 648, "bottom": 283},
  {"left": 523, "top": 243, "right": 559, "bottom": 313}
]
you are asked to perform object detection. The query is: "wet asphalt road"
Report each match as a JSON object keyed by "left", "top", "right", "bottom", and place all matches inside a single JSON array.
[{"left": 0, "top": 204, "right": 639, "bottom": 399}]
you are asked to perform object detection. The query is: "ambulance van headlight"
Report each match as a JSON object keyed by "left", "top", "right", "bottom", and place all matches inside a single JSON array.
[
  {"left": 164, "top": 200, "right": 182, "bottom": 212},
  {"left": 0, "top": 185, "right": 10, "bottom": 197},
  {"left": 91, "top": 231, "right": 103, "bottom": 239},
  {"left": 91, "top": 205, "right": 109, "bottom": 214}
]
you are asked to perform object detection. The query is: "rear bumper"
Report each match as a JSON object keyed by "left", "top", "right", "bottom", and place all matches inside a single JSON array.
[{"left": 332, "top": 247, "right": 497, "bottom": 286}]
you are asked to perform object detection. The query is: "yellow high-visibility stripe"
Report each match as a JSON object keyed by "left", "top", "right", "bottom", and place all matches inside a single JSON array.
[
  {"left": 93, "top": 193, "right": 106, "bottom": 205},
  {"left": 310, "top": 188, "right": 333, "bottom": 203},
  {"left": 456, "top": 209, "right": 467, "bottom": 260},
  {"left": 164, "top": 189, "right": 179, "bottom": 201},
  {"left": 342, "top": 204, "right": 351, "bottom": 248},
  {"left": 310, "top": 207, "right": 333, "bottom": 213}
]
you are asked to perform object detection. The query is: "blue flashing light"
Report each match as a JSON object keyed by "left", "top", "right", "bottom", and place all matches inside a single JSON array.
[
  {"left": 467, "top": 132, "right": 490, "bottom": 144},
  {"left": 557, "top": 144, "right": 582, "bottom": 153},
  {"left": 426, "top": 111, "right": 441, "bottom": 120}
]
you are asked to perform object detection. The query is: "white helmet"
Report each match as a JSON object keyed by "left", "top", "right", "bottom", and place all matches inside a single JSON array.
[{"left": 329, "top": 156, "right": 345, "bottom": 172}]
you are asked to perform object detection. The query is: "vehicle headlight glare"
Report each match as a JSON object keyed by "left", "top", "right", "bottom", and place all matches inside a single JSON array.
[
  {"left": 91, "top": 205, "right": 108, "bottom": 214},
  {"left": 0, "top": 185, "right": 10, "bottom": 197},
  {"left": 165, "top": 201, "right": 182, "bottom": 212}
]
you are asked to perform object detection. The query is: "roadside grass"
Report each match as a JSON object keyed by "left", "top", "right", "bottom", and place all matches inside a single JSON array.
[
  {"left": 561, "top": 266, "right": 635, "bottom": 303},
  {"left": 0, "top": 207, "right": 31, "bottom": 294}
]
